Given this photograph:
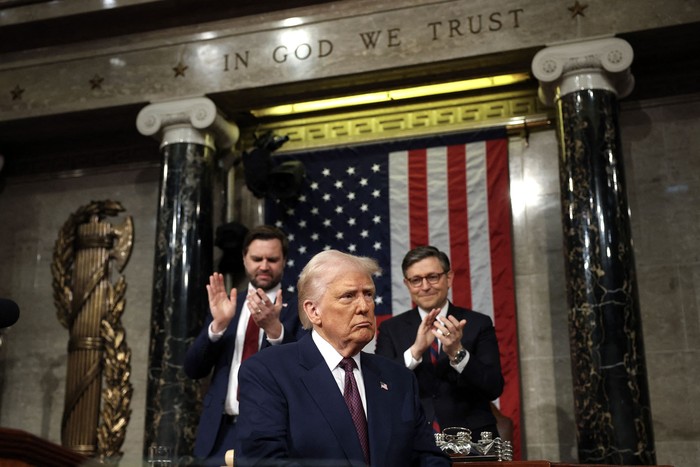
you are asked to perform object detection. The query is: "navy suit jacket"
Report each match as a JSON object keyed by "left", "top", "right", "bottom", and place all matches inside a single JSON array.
[
  {"left": 375, "top": 303, "right": 504, "bottom": 434},
  {"left": 235, "top": 333, "right": 450, "bottom": 467},
  {"left": 184, "top": 288, "right": 303, "bottom": 458}
]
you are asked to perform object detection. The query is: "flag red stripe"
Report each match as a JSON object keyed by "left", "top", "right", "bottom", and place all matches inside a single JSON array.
[
  {"left": 447, "top": 144, "right": 471, "bottom": 308},
  {"left": 408, "top": 149, "right": 429, "bottom": 248},
  {"left": 486, "top": 138, "right": 521, "bottom": 460}
]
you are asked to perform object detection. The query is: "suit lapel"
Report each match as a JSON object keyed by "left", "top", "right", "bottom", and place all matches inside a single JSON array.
[
  {"left": 297, "top": 335, "right": 366, "bottom": 463},
  {"left": 447, "top": 303, "right": 468, "bottom": 321},
  {"left": 404, "top": 308, "right": 422, "bottom": 327},
  {"left": 361, "top": 353, "right": 392, "bottom": 467},
  {"left": 281, "top": 289, "right": 295, "bottom": 305},
  {"left": 399, "top": 308, "right": 423, "bottom": 351}
]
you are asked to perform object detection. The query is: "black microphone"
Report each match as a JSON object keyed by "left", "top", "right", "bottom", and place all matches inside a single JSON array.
[{"left": 0, "top": 298, "right": 19, "bottom": 329}]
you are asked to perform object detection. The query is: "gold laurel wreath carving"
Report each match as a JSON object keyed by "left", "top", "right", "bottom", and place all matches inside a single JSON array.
[
  {"left": 51, "top": 200, "right": 133, "bottom": 464},
  {"left": 97, "top": 275, "right": 132, "bottom": 465}
]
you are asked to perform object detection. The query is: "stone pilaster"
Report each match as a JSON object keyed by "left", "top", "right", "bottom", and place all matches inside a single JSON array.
[
  {"left": 532, "top": 38, "right": 656, "bottom": 464},
  {"left": 136, "top": 97, "right": 239, "bottom": 464}
]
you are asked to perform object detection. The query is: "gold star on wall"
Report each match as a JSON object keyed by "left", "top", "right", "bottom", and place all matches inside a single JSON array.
[
  {"left": 568, "top": 1, "right": 588, "bottom": 18},
  {"left": 173, "top": 62, "right": 188, "bottom": 78},
  {"left": 90, "top": 74, "right": 104, "bottom": 90},
  {"left": 11, "top": 85, "right": 24, "bottom": 101}
]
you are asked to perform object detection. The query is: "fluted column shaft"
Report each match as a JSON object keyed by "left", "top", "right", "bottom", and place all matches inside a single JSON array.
[
  {"left": 533, "top": 38, "right": 655, "bottom": 464},
  {"left": 137, "top": 98, "right": 239, "bottom": 463}
]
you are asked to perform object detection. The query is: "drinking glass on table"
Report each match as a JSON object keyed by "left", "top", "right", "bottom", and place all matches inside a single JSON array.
[{"left": 147, "top": 445, "right": 173, "bottom": 466}]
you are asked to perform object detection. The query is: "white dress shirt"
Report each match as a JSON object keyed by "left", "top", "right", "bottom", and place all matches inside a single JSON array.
[
  {"left": 312, "top": 331, "right": 368, "bottom": 415},
  {"left": 402, "top": 301, "right": 470, "bottom": 372},
  {"left": 208, "top": 283, "right": 283, "bottom": 415}
]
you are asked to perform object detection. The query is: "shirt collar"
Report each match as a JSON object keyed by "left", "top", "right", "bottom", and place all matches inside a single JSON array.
[
  {"left": 417, "top": 300, "right": 450, "bottom": 320},
  {"left": 312, "top": 331, "right": 361, "bottom": 371}
]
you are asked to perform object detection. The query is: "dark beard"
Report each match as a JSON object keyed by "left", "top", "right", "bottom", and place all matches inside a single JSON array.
[{"left": 250, "top": 276, "right": 281, "bottom": 291}]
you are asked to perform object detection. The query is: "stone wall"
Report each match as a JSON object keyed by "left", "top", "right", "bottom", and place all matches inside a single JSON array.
[{"left": 0, "top": 92, "right": 698, "bottom": 466}]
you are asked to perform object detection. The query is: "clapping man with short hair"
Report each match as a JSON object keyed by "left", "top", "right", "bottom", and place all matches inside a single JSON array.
[{"left": 375, "top": 245, "right": 504, "bottom": 438}]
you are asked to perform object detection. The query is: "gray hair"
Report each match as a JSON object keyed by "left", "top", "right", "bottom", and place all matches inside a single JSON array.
[{"left": 297, "top": 250, "right": 380, "bottom": 329}]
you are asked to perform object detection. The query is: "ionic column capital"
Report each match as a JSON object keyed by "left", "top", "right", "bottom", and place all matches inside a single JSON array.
[
  {"left": 136, "top": 97, "right": 239, "bottom": 151},
  {"left": 531, "top": 37, "right": 634, "bottom": 106}
]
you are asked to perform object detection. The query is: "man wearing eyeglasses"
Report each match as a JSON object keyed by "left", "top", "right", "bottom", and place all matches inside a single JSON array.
[{"left": 375, "top": 245, "right": 505, "bottom": 439}]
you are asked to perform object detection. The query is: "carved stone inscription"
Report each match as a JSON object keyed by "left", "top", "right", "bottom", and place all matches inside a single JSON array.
[
  {"left": 221, "top": 9, "right": 524, "bottom": 71},
  {"left": 1, "top": 0, "right": 698, "bottom": 120}
]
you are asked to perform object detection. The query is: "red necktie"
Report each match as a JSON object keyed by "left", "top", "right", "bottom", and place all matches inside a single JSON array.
[
  {"left": 241, "top": 312, "right": 260, "bottom": 362},
  {"left": 339, "top": 357, "right": 370, "bottom": 465},
  {"left": 432, "top": 417, "right": 441, "bottom": 434},
  {"left": 429, "top": 337, "right": 439, "bottom": 365}
]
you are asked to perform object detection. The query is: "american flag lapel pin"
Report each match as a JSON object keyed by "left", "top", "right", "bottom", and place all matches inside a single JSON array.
[{"left": 380, "top": 381, "right": 388, "bottom": 391}]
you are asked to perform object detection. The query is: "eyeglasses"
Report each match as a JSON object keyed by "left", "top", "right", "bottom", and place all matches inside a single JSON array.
[{"left": 405, "top": 272, "right": 447, "bottom": 288}]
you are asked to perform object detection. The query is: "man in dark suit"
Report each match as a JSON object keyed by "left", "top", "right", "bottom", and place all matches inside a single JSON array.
[
  {"left": 375, "top": 245, "right": 504, "bottom": 439},
  {"left": 235, "top": 250, "right": 450, "bottom": 466},
  {"left": 184, "top": 225, "right": 304, "bottom": 466}
]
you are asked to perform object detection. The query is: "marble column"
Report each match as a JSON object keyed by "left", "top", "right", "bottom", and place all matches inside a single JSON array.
[
  {"left": 532, "top": 38, "right": 656, "bottom": 464},
  {"left": 137, "top": 98, "right": 239, "bottom": 464}
]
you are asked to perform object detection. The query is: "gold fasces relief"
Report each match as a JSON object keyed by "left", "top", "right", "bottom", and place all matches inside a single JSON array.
[{"left": 51, "top": 200, "right": 134, "bottom": 465}]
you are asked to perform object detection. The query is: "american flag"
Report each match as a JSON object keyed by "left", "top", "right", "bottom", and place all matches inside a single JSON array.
[{"left": 266, "top": 128, "right": 521, "bottom": 458}]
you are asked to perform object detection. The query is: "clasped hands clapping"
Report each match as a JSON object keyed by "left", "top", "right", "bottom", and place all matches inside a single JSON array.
[
  {"left": 207, "top": 272, "right": 284, "bottom": 338},
  {"left": 411, "top": 307, "right": 467, "bottom": 361}
]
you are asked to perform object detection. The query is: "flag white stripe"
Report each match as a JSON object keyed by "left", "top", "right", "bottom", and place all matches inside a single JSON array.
[
  {"left": 389, "top": 150, "right": 411, "bottom": 314},
  {"left": 466, "top": 141, "right": 495, "bottom": 321},
  {"left": 426, "top": 146, "right": 453, "bottom": 303}
]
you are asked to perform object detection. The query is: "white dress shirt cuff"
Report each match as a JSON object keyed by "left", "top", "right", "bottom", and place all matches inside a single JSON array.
[
  {"left": 208, "top": 322, "right": 225, "bottom": 342},
  {"left": 404, "top": 348, "right": 422, "bottom": 370},
  {"left": 449, "top": 349, "right": 470, "bottom": 373},
  {"left": 266, "top": 325, "right": 285, "bottom": 345}
]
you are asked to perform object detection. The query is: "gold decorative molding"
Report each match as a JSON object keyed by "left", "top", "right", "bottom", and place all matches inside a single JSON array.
[{"left": 247, "top": 89, "right": 552, "bottom": 152}]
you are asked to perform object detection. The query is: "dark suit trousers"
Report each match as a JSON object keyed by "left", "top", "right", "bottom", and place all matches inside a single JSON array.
[{"left": 196, "top": 414, "right": 237, "bottom": 467}]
